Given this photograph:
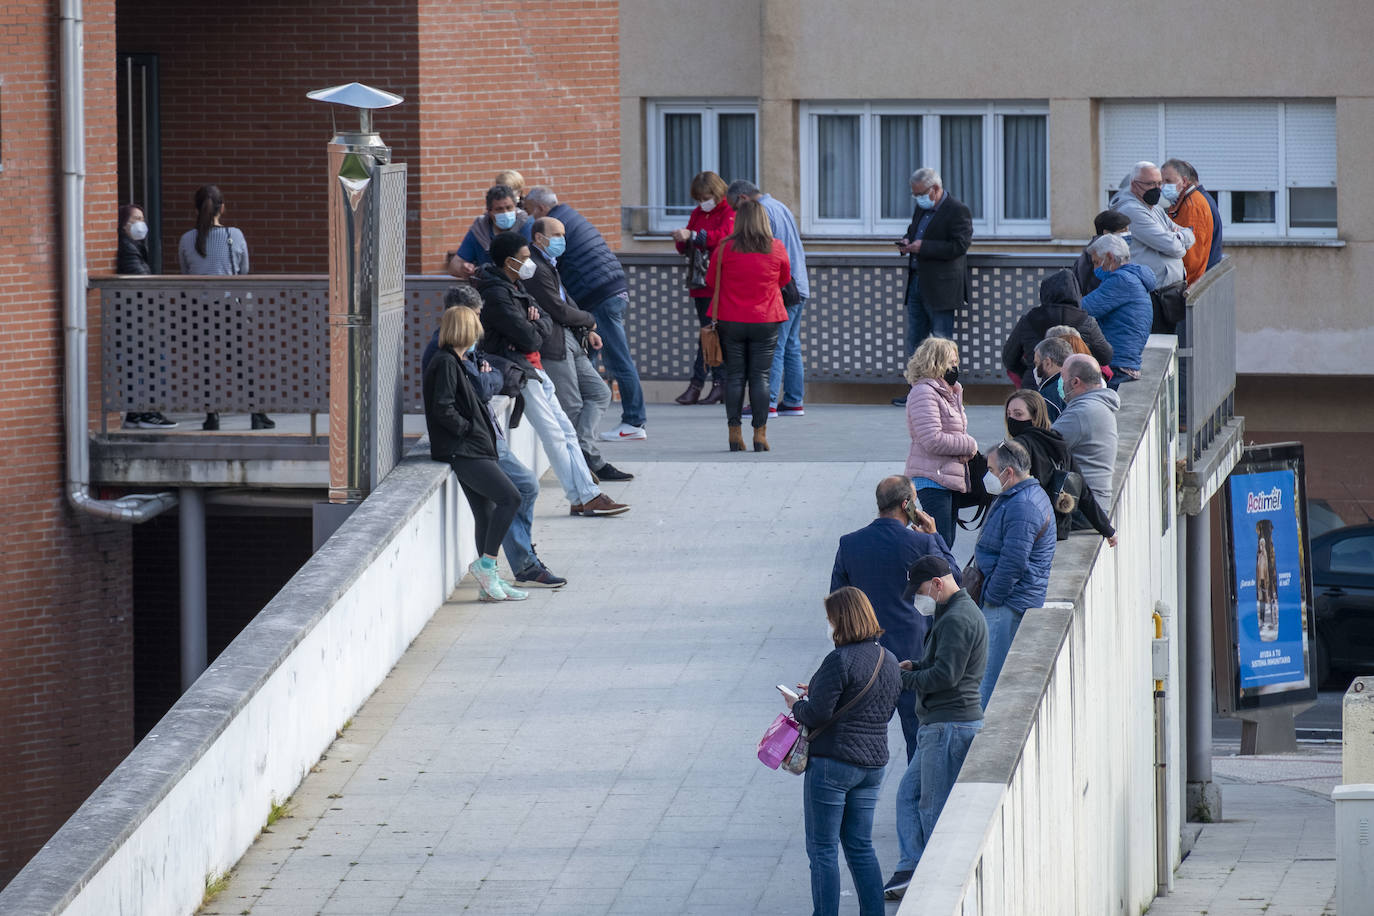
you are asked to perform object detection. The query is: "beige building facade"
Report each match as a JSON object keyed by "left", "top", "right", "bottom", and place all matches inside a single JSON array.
[{"left": 619, "top": 0, "right": 1374, "bottom": 379}]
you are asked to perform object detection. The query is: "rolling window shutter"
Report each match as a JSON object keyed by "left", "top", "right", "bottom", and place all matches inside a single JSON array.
[
  {"left": 1163, "top": 101, "right": 1279, "bottom": 191},
  {"left": 1284, "top": 101, "right": 1336, "bottom": 188},
  {"left": 1101, "top": 102, "right": 1158, "bottom": 190}
]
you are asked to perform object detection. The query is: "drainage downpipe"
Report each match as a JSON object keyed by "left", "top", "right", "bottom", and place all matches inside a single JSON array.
[{"left": 62, "top": 0, "right": 175, "bottom": 523}]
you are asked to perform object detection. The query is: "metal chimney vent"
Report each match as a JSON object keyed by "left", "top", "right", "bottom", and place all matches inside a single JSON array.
[{"left": 306, "top": 81, "right": 403, "bottom": 134}]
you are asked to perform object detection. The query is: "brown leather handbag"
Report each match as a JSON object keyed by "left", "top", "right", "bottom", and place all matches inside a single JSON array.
[{"left": 700, "top": 242, "right": 728, "bottom": 368}]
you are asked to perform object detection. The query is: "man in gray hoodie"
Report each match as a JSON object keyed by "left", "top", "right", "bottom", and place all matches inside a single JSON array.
[
  {"left": 1109, "top": 160, "right": 1194, "bottom": 289},
  {"left": 1051, "top": 354, "right": 1120, "bottom": 504}
]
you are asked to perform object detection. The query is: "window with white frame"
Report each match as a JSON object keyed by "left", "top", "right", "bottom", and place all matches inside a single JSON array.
[
  {"left": 799, "top": 102, "right": 1049, "bottom": 237},
  {"left": 1100, "top": 100, "right": 1337, "bottom": 238},
  {"left": 646, "top": 101, "right": 758, "bottom": 234}
]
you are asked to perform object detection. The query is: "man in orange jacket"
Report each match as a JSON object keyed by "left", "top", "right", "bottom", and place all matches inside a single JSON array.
[{"left": 1162, "top": 158, "right": 1214, "bottom": 287}]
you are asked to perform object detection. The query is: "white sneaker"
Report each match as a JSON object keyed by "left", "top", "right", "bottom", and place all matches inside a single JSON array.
[
  {"left": 598, "top": 423, "right": 647, "bottom": 441},
  {"left": 467, "top": 559, "right": 507, "bottom": 599}
]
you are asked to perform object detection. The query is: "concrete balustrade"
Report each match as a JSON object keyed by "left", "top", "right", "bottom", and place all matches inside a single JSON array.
[
  {"left": 902, "top": 341, "right": 1183, "bottom": 915},
  {"left": 0, "top": 415, "right": 548, "bottom": 916}
]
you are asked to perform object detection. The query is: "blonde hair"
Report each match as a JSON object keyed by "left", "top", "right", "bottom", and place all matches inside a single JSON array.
[
  {"left": 494, "top": 169, "right": 526, "bottom": 195},
  {"left": 825, "top": 587, "right": 885, "bottom": 646},
  {"left": 904, "top": 337, "right": 959, "bottom": 385},
  {"left": 438, "top": 305, "right": 482, "bottom": 352}
]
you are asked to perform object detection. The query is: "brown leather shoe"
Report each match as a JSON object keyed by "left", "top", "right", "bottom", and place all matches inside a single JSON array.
[
  {"left": 728, "top": 426, "right": 746, "bottom": 452},
  {"left": 699, "top": 382, "right": 724, "bottom": 406},
  {"left": 753, "top": 426, "right": 770, "bottom": 452},
  {"left": 576, "top": 494, "right": 630, "bottom": 516},
  {"left": 568, "top": 503, "right": 583, "bottom": 515},
  {"left": 675, "top": 382, "right": 702, "bottom": 405}
]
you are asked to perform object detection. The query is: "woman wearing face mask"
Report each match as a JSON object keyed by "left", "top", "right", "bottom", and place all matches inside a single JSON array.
[
  {"left": 422, "top": 305, "right": 527, "bottom": 601},
  {"left": 903, "top": 337, "right": 977, "bottom": 550},
  {"left": 117, "top": 205, "right": 178, "bottom": 429},
  {"left": 1080, "top": 233, "right": 1155, "bottom": 387},
  {"left": 671, "top": 171, "right": 735, "bottom": 406},
  {"left": 1004, "top": 390, "right": 1116, "bottom": 546}
]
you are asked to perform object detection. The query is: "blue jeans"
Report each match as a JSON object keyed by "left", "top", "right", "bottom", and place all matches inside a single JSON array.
[
  {"left": 769, "top": 296, "right": 806, "bottom": 408},
  {"left": 896, "top": 689, "right": 920, "bottom": 763},
  {"left": 895, "top": 720, "right": 984, "bottom": 871},
  {"left": 904, "top": 275, "right": 954, "bottom": 361},
  {"left": 587, "top": 292, "right": 646, "bottom": 428},
  {"left": 494, "top": 433, "right": 539, "bottom": 574},
  {"left": 979, "top": 604, "right": 1023, "bottom": 709},
  {"left": 915, "top": 483, "right": 956, "bottom": 551},
  {"left": 521, "top": 371, "right": 601, "bottom": 506},
  {"left": 804, "top": 756, "right": 886, "bottom": 916}
]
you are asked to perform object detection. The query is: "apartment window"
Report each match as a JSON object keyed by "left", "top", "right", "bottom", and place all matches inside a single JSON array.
[
  {"left": 1100, "top": 100, "right": 1337, "bottom": 238},
  {"left": 647, "top": 101, "right": 758, "bottom": 233},
  {"left": 799, "top": 102, "right": 1049, "bottom": 237}
]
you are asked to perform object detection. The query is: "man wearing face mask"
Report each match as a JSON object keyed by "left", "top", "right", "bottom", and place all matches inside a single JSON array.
[
  {"left": 831, "top": 476, "right": 961, "bottom": 763},
  {"left": 974, "top": 439, "right": 1056, "bottom": 710},
  {"left": 891, "top": 168, "right": 973, "bottom": 407},
  {"left": 475, "top": 232, "right": 629, "bottom": 517},
  {"left": 446, "top": 185, "right": 529, "bottom": 281},
  {"left": 1109, "top": 161, "right": 1193, "bottom": 291},
  {"left": 525, "top": 217, "right": 633, "bottom": 483},
  {"left": 1160, "top": 158, "right": 1214, "bottom": 287},
  {"left": 1050, "top": 354, "right": 1119, "bottom": 506},
  {"left": 882, "top": 554, "right": 987, "bottom": 900}
]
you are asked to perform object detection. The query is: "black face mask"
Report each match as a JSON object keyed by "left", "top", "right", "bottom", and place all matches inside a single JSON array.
[
  {"left": 943, "top": 366, "right": 960, "bottom": 385},
  {"left": 1142, "top": 187, "right": 1162, "bottom": 206},
  {"left": 1007, "top": 417, "right": 1035, "bottom": 438}
]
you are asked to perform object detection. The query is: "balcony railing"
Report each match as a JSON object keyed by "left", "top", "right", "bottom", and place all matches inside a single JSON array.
[{"left": 94, "top": 252, "right": 1073, "bottom": 422}]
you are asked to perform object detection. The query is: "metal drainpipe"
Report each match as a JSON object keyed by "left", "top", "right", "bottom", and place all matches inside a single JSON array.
[{"left": 61, "top": 0, "right": 177, "bottom": 524}]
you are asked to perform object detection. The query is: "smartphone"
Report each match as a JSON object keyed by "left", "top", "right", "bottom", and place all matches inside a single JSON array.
[
  {"left": 776, "top": 684, "right": 800, "bottom": 701},
  {"left": 893, "top": 239, "right": 905, "bottom": 247}
]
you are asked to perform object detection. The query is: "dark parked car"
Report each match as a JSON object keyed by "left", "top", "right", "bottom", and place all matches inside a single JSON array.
[{"left": 1312, "top": 523, "right": 1374, "bottom": 685}]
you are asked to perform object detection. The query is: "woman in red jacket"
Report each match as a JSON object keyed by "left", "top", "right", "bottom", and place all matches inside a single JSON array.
[
  {"left": 672, "top": 171, "right": 735, "bottom": 406},
  {"left": 708, "top": 200, "right": 790, "bottom": 452}
]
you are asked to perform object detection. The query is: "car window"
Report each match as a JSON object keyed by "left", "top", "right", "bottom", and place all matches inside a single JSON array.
[{"left": 1330, "top": 535, "right": 1374, "bottom": 575}]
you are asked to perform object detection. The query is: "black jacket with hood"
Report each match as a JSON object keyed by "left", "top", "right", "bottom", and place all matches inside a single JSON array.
[
  {"left": 1012, "top": 425, "right": 1115, "bottom": 541},
  {"left": 1001, "top": 269, "right": 1115, "bottom": 380}
]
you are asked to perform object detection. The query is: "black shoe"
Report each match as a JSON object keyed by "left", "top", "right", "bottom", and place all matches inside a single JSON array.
[
  {"left": 891, "top": 395, "right": 908, "bottom": 407},
  {"left": 202, "top": 412, "right": 220, "bottom": 431},
  {"left": 138, "top": 412, "right": 178, "bottom": 429},
  {"left": 514, "top": 561, "right": 567, "bottom": 588},
  {"left": 251, "top": 413, "right": 275, "bottom": 430},
  {"left": 596, "top": 462, "right": 634, "bottom": 481},
  {"left": 124, "top": 412, "right": 146, "bottom": 429},
  {"left": 883, "top": 869, "right": 914, "bottom": 900}
]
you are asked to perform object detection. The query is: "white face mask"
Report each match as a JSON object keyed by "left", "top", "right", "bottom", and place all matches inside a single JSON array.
[
  {"left": 914, "top": 594, "right": 937, "bottom": 617},
  {"left": 516, "top": 257, "right": 537, "bottom": 281},
  {"left": 128, "top": 220, "right": 149, "bottom": 241},
  {"left": 698, "top": 198, "right": 716, "bottom": 212}
]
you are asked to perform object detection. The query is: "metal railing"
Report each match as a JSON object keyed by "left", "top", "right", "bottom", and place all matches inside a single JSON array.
[{"left": 94, "top": 253, "right": 1073, "bottom": 422}]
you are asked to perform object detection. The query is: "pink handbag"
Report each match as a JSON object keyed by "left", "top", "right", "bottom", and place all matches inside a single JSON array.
[{"left": 757, "top": 713, "right": 801, "bottom": 769}]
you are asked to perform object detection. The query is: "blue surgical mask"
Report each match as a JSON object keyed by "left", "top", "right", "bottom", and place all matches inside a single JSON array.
[
  {"left": 465, "top": 343, "right": 477, "bottom": 355},
  {"left": 1161, "top": 184, "right": 1180, "bottom": 204},
  {"left": 1119, "top": 232, "right": 1132, "bottom": 245},
  {"left": 544, "top": 235, "right": 566, "bottom": 259},
  {"left": 913, "top": 193, "right": 935, "bottom": 210},
  {"left": 1093, "top": 266, "right": 1111, "bottom": 281},
  {"left": 493, "top": 210, "right": 517, "bottom": 230},
  {"left": 1057, "top": 377, "right": 1066, "bottom": 401}
]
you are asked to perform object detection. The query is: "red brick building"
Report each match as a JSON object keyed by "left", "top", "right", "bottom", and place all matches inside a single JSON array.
[{"left": 0, "top": 0, "right": 621, "bottom": 886}]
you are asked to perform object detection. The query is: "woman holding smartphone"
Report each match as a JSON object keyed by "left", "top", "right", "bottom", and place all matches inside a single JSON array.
[{"left": 783, "top": 587, "right": 901, "bottom": 916}]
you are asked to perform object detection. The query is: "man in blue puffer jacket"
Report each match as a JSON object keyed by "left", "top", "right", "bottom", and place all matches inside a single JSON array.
[
  {"left": 522, "top": 185, "right": 648, "bottom": 440},
  {"left": 975, "top": 439, "right": 1056, "bottom": 708},
  {"left": 1081, "top": 232, "right": 1155, "bottom": 386}
]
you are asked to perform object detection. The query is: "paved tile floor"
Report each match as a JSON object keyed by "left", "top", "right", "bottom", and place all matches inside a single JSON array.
[{"left": 203, "top": 405, "right": 1000, "bottom": 916}]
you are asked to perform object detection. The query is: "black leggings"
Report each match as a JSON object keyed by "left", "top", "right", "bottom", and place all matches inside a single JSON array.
[
  {"left": 719, "top": 319, "right": 781, "bottom": 428},
  {"left": 448, "top": 457, "right": 521, "bottom": 557}
]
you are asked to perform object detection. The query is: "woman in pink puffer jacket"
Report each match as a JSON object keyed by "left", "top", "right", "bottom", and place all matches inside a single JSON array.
[{"left": 903, "top": 337, "right": 977, "bottom": 550}]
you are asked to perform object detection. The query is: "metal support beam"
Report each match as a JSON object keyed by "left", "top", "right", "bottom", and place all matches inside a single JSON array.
[
  {"left": 178, "top": 487, "right": 207, "bottom": 692},
  {"left": 1185, "top": 502, "right": 1222, "bottom": 821}
]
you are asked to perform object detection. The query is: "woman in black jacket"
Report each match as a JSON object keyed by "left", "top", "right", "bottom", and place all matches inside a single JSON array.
[
  {"left": 117, "top": 204, "right": 178, "bottom": 429},
  {"left": 1005, "top": 389, "right": 1117, "bottom": 546},
  {"left": 422, "top": 305, "right": 527, "bottom": 602},
  {"left": 784, "top": 587, "right": 901, "bottom": 916},
  {"left": 1001, "top": 269, "right": 1114, "bottom": 386}
]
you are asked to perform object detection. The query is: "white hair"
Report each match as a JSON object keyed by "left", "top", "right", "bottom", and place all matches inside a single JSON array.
[
  {"left": 1087, "top": 233, "right": 1130, "bottom": 263},
  {"left": 1129, "top": 160, "right": 1159, "bottom": 183},
  {"left": 523, "top": 185, "right": 558, "bottom": 210},
  {"left": 910, "top": 167, "right": 941, "bottom": 189}
]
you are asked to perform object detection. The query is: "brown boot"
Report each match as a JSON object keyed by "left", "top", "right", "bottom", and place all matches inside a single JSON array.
[
  {"left": 728, "top": 426, "right": 746, "bottom": 452},
  {"left": 753, "top": 426, "right": 770, "bottom": 452},
  {"left": 674, "top": 382, "right": 702, "bottom": 405},
  {"left": 699, "top": 382, "right": 724, "bottom": 406}
]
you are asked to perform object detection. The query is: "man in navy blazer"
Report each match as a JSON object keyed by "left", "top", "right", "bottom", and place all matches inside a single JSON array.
[{"left": 831, "top": 476, "right": 960, "bottom": 761}]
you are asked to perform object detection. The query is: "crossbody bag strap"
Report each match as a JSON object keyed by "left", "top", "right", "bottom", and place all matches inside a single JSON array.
[
  {"left": 808, "top": 645, "right": 885, "bottom": 741},
  {"left": 706, "top": 241, "right": 727, "bottom": 321},
  {"left": 223, "top": 227, "right": 237, "bottom": 276}
]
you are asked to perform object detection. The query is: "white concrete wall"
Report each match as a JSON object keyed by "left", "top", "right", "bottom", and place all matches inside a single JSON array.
[
  {"left": 902, "top": 342, "right": 1182, "bottom": 915},
  {"left": 0, "top": 421, "right": 547, "bottom": 916}
]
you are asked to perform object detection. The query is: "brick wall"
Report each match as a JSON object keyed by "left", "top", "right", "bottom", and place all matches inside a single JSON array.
[{"left": 0, "top": 0, "right": 136, "bottom": 889}]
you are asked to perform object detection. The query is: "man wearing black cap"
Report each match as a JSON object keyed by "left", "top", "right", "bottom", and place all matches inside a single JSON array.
[{"left": 883, "top": 554, "right": 988, "bottom": 901}]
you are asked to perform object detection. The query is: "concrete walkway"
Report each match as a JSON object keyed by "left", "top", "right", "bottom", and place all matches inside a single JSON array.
[
  {"left": 1147, "top": 746, "right": 1341, "bottom": 916},
  {"left": 201, "top": 405, "right": 1000, "bottom": 916}
]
